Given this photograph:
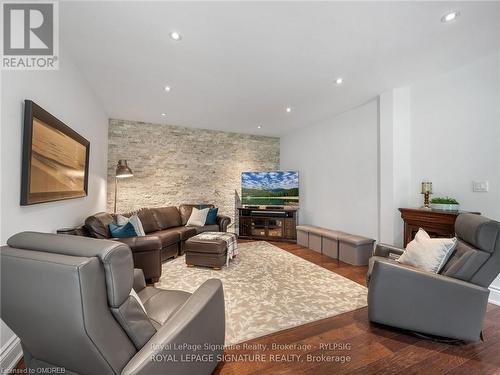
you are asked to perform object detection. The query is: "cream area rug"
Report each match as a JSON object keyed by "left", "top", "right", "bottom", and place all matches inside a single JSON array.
[{"left": 156, "top": 241, "right": 367, "bottom": 345}]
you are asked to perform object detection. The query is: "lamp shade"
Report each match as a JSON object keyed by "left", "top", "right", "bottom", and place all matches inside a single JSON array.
[{"left": 115, "top": 160, "right": 133, "bottom": 178}]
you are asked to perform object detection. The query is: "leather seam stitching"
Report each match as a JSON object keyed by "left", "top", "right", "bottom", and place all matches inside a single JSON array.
[{"left": 1, "top": 253, "right": 90, "bottom": 267}]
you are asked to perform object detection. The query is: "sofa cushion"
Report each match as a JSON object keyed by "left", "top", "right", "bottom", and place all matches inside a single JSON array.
[
  {"left": 195, "top": 224, "right": 220, "bottom": 234},
  {"left": 153, "top": 230, "right": 180, "bottom": 247},
  {"left": 439, "top": 239, "right": 490, "bottom": 281},
  {"left": 137, "top": 209, "right": 161, "bottom": 233},
  {"left": 179, "top": 204, "right": 214, "bottom": 225},
  {"left": 153, "top": 227, "right": 196, "bottom": 241},
  {"left": 85, "top": 212, "right": 115, "bottom": 239},
  {"left": 151, "top": 207, "right": 182, "bottom": 229},
  {"left": 177, "top": 227, "right": 198, "bottom": 240}
]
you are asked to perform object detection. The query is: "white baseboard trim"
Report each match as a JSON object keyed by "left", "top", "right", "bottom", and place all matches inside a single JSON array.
[
  {"left": 0, "top": 335, "right": 22, "bottom": 372},
  {"left": 489, "top": 285, "right": 500, "bottom": 306}
]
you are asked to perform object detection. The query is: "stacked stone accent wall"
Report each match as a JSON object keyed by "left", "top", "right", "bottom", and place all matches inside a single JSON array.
[{"left": 107, "top": 119, "right": 280, "bottom": 226}]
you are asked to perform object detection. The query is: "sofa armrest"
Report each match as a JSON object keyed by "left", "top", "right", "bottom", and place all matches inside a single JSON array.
[
  {"left": 216, "top": 215, "right": 231, "bottom": 232},
  {"left": 368, "top": 259, "right": 490, "bottom": 341},
  {"left": 74, "top": 225, "right": 90, "bottom": 237},
  {"left": 373, "top": 243, "right": 404, "bottom": 258},
  {"left": 114, "top": 236, "right": 162, "bottom": 282},
  {"left": 113, "top": 236, "right": 162, "bottom": 253},
  {"left": 133, "top": 269, "right": 147, "bottom": 292},
  {"left": 122, "top": 279, "right": 225, "bottom": 375}
]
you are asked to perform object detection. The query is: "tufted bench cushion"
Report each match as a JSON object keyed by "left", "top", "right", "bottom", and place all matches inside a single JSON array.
[
  {"left": 296, "top": 225, "right": 375, "bottom": 265},
  {"left": 337, "top": 233, "right": 375, "bottom": 265}
]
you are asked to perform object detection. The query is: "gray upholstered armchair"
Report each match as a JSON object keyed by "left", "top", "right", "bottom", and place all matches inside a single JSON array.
[
  {"left": 367, "top": 213, "right": 500, "bottom": 341},
  {"left": 0, "top": 232, "right": 225, "bottom": 375}
]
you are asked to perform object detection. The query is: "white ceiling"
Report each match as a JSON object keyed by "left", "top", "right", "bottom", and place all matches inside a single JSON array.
[{"left": 61, "top": 1, "right": 500, "bottom": 136}]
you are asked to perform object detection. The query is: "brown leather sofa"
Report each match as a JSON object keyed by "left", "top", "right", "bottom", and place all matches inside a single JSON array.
[{"left": 81, "top": 204, "right": 231, "bottom": 282}]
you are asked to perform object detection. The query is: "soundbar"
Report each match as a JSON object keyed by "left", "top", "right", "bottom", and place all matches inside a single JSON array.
[{"left": 250, "top": 210, "right": 287, "bottom": 217}]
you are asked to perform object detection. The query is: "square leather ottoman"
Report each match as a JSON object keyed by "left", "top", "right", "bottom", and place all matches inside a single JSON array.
[{"left": 184, "top": 237, "right": 227, "bottom": 269}]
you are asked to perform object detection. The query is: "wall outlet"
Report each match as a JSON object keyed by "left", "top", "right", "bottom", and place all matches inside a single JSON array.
[{"left": 473, "top": 181, "right": 489, "bottom": 192}]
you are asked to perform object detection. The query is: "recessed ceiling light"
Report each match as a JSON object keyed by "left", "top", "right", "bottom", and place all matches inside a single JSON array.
[
  {"left": 441, "top": 11, "right": 460, "bottom": 23},
  {"left": 257, "top": 125, "right": 262, "bottom": 129},
  {"left": 161, "top": 113, "right": 167, "bottom": 116},
  {"left": 286, "top": 107, "right": 292, "bottom": 113},
  {"left": 164, "top": 86, "right": 171, "bottom": 92},
  {"left": 335, "top": 77, "right": 343, "bottom": 85},
  {"left": 170, "top": 31, "right": 182, "bottom": 41}
]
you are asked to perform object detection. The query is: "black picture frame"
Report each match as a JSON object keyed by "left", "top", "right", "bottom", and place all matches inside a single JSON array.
[{"left": 20, "top": 100, "right": 90, "bottom": 205}]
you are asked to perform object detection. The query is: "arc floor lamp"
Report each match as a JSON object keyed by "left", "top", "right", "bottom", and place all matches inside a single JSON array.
[{"left": 114, "top": 159, "right": 133, "bottom": 213}]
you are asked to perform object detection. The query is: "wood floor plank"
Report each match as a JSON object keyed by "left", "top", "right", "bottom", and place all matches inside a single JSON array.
[{"left": 214, "top": 241, "right": 500, "bottom": 375}]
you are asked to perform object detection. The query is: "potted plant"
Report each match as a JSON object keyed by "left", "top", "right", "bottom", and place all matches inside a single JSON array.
[{"left": 430, "top": 197, "right": 460, "bottom": 211}]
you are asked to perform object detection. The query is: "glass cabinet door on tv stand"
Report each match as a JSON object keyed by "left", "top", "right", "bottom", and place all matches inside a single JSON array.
[{"left": 266, "top": 218, "right": 283, "bottom": 238}]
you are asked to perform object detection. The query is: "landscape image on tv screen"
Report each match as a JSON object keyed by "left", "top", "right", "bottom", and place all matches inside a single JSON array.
[{"left": 241, "top": 171, "right": 299, "bottom": 206}]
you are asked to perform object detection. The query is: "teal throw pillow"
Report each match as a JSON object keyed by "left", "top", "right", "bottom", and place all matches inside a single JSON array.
[
  {"left": 109, "top": 222, "right": 137, "bottom": 238},
  {"left": 205, "top": 207, "right": 219, "bottom": 225}
]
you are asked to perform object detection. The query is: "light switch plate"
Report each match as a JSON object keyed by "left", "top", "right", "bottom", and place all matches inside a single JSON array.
[{"left": 473, "top": 181, "right": 489, "bottom": 192}]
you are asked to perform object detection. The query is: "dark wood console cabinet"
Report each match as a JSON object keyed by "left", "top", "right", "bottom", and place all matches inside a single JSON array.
[
  {"left": 238, "top": 207, "right": 298, "bottom": 242},
  {"left": 399, "top": 208, "right": 480, "bottom": 247}
]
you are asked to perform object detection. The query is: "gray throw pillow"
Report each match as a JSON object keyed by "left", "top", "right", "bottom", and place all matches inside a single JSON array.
[{"left": 117, "top": 213, "right": 146, "bottom": 236}]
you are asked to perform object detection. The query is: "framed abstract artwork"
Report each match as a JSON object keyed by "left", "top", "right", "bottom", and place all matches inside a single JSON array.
[{"left": 20, "top": 100, "right": 90, "bottom": 205}]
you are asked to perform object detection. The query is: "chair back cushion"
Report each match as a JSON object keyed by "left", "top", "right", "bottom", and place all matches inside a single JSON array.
[
  {"left": 439, "top": 239, "right": 490, "bottom": 281},
  {"left": 455, "top": 213, "right": 499, "bottom": 253},
  {"left": 7, "top": 232, "right": 133, "bottom": 307},
  {"left": 151, "top": 206, "right": 182, "bottom": 229},
  {"left": 454, "top": 214, "right": 500, "bottom": 287},
  {"left": 136, "top": 208, "right": 161, "bottom": 233}
]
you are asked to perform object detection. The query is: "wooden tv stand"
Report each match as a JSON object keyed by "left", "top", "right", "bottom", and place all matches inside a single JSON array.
[{"left": 238, "top": 207, "right": 298, "bottom": 242}]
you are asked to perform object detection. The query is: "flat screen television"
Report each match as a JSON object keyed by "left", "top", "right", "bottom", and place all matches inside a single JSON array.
[
  {"left": 241, "top": 171, "right": 299, "bottom": 207},
  {"left": 20, "top": 100, "right": 90, "bottom": 205}
]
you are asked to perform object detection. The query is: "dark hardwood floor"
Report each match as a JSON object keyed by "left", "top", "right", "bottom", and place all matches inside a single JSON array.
[
  {"left": 14, "top": 241, "right": 500, "bottom": 374},
  {"left": 213, "top": 241, "right": 500, "bottom": 375}
]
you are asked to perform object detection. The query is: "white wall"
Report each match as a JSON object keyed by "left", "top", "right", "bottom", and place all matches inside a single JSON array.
[
  {"left": 408, "top": 52, "right": 500, "bottom": 304},
  {"left": 282, "top": 53, "right": 500, "bottom": 305},
  {"left": 409, "top": 53, "right": 500, "bottom": 218},
  {"left": 379, "top": 88, "right": 412, "bottom": 247},
  {"left": 280, "top": 100, "right": 379, "bottom": 240},
  {"left": 0, "top": 49, "right": 108, "bottom": 370}
]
